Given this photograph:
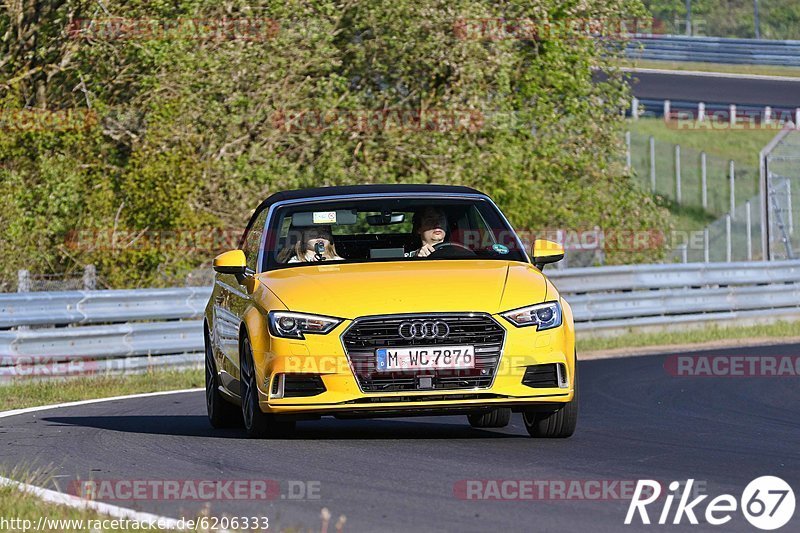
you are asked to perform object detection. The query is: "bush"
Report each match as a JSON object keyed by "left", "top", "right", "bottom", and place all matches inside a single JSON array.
[{"left": 0, "top": 0, "right": 668, "bottom": 288}]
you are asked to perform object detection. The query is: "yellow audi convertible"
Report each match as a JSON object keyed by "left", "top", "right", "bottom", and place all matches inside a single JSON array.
[{"left": 205, "top": 184, "right": 577, "bottom": 438}]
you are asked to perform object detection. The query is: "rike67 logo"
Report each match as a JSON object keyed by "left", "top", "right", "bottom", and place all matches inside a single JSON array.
[{"left": 626, "top": 477, "right": 795, "bottom": 530}]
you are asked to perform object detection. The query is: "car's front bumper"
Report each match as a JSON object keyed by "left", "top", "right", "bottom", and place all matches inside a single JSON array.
[{"left": 252, "top": 313, "right": 576, "bottom": 416}]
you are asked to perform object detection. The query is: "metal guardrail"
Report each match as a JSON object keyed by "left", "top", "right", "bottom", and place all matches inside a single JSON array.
[
  {"left": 1, "top": 260, "right": 799, "bottom": 379},
  {"left": 627, "top": 35, "right": 800, "bottom": 66},
  {"left": 0, "top": 287, "right": 210, "bottom": 328},
  {"left": 548, "top": 260, "right": 800, "bottom": 334}
]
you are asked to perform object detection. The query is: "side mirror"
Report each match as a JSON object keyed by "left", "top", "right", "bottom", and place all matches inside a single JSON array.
[
  {"left": 532, "top": 239, "right": 564, "bottom": 269},
  {"left": 213, "top": 250, "right": 247, "bottom": 275}
]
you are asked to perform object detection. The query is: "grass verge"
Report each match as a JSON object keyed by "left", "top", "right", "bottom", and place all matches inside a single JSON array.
[
  {"left": 619, "top": 59, "right": 800, "bottom": 79},
  {"left": 580, "top": 319, "right": 800, "bottom": 354},
  {"left": 0, "top": 471, "right": 134, "bottom": 533},
  {"left": 0, "top": 368, "right": 203, "bottom": 412}
]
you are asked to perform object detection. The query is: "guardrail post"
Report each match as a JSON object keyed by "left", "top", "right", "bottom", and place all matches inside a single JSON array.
[
  {"left": 746, "top": 200, "right": 753, "bottom": 260},
  {"left": 680, "top": 243, "right": 688, "bottom": 263},
  {"left": 726, "top": 214, "right": 732, "bottom": 262},
  {"left": 729, "top": 160, "right": 735, "bottom": 219},
  {"left": 649, "top": 136, "right": 656, "bottom": 193},
  {"left": 675, "top": 144, "right": 681, "bottom": 205},
  {"left": 17, "top": 269, "right": 30, "bottom": 293},
  {"left": 83, "top": 264, "right": 97, "bottom": 290},
  {"left": 703, "top": 228, "right": 710, "bottom": 262},
  {"left": 764, "top": 106, "right": 771, "bottom": 125},
  {"left": 698, "top": 102, "right": 705, "bottom": 122},
  {"left": 729, "top": 104, "right": 736, "bottom": 128},
  {"left": 625, "top": 131, "right": 631, "bottom": 169},
  {"left": 663, "top": 100, "right": 671, "bottom": 120},
  {"left": 701, "top": 152, "right": 707, "bottom": 209},
  {"left": 789, "top": 180, "right": 794, "bottom": 236},
  {"left": 631, "top": 98, "right": 639, "bottom": 120}
]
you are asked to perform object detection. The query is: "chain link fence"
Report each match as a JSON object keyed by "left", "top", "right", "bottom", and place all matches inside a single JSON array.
[{"left": 764, "top": 128, "right": 800, "bottom": 260}]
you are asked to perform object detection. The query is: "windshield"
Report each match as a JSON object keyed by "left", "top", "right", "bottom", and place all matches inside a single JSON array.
[{"left": 261, "top": 196, "right": 528, "bottom": 270}]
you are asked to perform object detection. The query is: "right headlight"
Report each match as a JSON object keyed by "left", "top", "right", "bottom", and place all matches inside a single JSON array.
[
  {"left": 268, "top": 311, "right": 343, "bottom": 339},
  {"left": 501, "top": 301, "right": 562, "bottom": 331}
]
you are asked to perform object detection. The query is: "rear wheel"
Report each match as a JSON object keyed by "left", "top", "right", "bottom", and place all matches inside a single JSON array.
[
  {"left": 522, "top": 358, "right": 578, "bottom": 438},
  {"left": 467, "top": 408, "right": 511, "bottom": 428},
  {"left": 240, "top": 336, "right": 296, "bottom": 438},
  {"left": 205, "top": 330, "right": 241, "bottom": 428}
]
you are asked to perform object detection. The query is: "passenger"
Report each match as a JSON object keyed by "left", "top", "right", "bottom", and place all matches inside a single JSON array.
[
  {"left": 406, "top": 207, "right": 447, "bottom": 258},
  {"left": 280, "top": 225, "right": 343, "bottom": 263}
]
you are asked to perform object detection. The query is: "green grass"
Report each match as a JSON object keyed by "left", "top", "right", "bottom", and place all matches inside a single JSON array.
[
  {"left": 580, "top": 319, "right": 800, "bottom": 353},
  {"left": 619, "top": 58, "right": 800, "bottom": 79},
  {"left": 0, "top": 368, "right": 203, "bottom": 412}
]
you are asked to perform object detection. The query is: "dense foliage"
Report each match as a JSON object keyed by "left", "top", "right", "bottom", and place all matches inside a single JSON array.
[{"left": 0, "top": 1, "right": 668, "bottom": 289}]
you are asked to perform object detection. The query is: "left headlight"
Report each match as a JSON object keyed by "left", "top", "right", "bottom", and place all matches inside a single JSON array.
[
  {"left": 501, "top": 301, "right": 562, "bottom": 331},
  {"left": 268, "top": 311, "right": 343, "bottom": 339}
]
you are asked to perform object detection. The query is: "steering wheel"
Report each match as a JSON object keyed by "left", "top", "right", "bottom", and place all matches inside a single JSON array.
[{"left": 430, "top": 242, "right": 476, "bottom": 256}]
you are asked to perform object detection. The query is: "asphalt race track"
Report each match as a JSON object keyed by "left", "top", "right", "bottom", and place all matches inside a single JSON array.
[
  {"left": 2, "top": 344, "right": 799, "bottom": 532},
  {"left": 627, "top": 70, "right": 800, "bottom": 108}
]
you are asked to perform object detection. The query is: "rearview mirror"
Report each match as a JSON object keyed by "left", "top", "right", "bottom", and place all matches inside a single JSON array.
[
  {"left": 213, "top": 249, "right": 247, "bottom": 275},
  {"left": 532, "top": 239, "right": 564, "bottom": 269},
  {"left": 366, "top": 212, "right": 406, "bottom": 225}
]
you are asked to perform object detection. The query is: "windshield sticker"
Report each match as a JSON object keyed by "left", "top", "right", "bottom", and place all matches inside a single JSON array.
[
  {"left": 492, "top": 244, "right": 509, "bottom": 254},
  {"left": 313, "top": 211, "right": 337, "bottom": 224}
]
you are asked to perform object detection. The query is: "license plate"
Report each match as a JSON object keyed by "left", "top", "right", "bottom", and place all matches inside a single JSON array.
[{"left": 375, "top": 346, "right": 475, "bottom": 372}]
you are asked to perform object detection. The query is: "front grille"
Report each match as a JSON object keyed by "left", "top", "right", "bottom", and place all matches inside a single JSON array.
[{"left": 341, "top": 314, "right": 505, "bottom": 392}]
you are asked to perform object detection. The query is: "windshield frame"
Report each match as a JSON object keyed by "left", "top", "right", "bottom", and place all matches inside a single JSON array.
[{"left": 255, "top": 192, "right": 530, "bottom": 273}]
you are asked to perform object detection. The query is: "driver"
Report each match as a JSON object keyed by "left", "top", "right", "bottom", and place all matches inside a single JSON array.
[{"left": 406, "top": 207, "right": 447, "bottom": 258}]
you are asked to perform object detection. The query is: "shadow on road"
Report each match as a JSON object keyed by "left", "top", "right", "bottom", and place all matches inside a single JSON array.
[{"left": 41, "top": 415, "right": 525, "bottom": 440}]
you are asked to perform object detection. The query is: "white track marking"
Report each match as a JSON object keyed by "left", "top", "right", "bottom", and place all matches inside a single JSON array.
[
  {"left": 0, "top": 388, "right": 202, "bottom": 419},
  {"left": 0, "top": 475, "right": 182, "bottom": 528},
  {"left": 619, "top": 66, "right": 800, "bottom": 82},
  {"left": 0, "top": 388, "right": 208, "bottom": 530}
]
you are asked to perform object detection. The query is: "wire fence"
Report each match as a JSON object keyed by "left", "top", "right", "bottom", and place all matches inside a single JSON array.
[
  {"left": 627, "top": 130, "right": 759, "bottom": 218},
  {"left": 764, "top": 128, "right": 800, "bottom": 260}
]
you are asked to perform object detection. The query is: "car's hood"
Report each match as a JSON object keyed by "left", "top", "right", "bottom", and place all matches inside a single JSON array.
[{"left": 259, "top": 260, "right": 548, "bottom": 319}]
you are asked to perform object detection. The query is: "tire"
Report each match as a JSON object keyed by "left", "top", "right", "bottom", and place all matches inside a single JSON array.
[
  {"left": 240, "top": 336, "right": 296, "bottom": 438},
  {"left": 468, "top": 408, "right": 511, "bottom": 428},
  {"left": 522, "top": 358, "right": 578, "bottom": 438},
  {"left": 205, "top": 330, "right": 242, "bottom": 428}
]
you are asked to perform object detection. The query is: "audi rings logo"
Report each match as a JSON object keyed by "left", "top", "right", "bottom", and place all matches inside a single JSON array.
[{"left": 398, "top": 320, "right": 450, "bottom": 340}]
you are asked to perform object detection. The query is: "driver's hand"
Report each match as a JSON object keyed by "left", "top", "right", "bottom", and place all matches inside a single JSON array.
[{"left": 417, "top": 243, "right": 436, "bottom": 257}]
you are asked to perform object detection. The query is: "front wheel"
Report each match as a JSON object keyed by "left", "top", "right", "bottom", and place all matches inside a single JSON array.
[
  {"left": 522, "top": 359, "right": 578, "bottom": 438},
  {"left": 468, "top": 408, "right": 511, "bottom": 428},
  {"left": 240, "top": 336, "right": 296, "bottom": 438}
]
